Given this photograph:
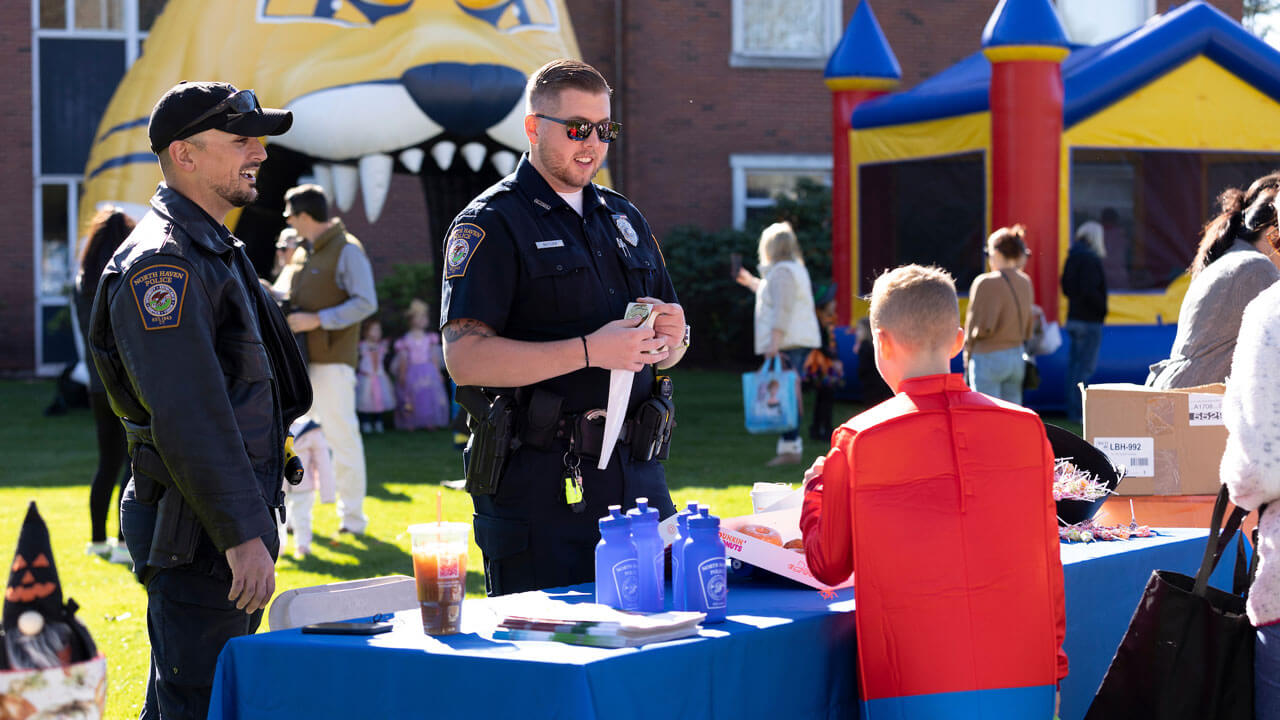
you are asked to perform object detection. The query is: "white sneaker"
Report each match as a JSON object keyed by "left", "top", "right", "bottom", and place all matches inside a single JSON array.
[
  {"left": 85, "top": 540, "right": 113, "bottom": 558},
  {"left": 108, "top": 543, "right": 132, "bottom": 565}
]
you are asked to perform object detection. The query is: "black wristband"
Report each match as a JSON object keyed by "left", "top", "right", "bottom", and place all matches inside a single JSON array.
[{"left": 581, "top": 336, "right": 590, "bottom": 368}]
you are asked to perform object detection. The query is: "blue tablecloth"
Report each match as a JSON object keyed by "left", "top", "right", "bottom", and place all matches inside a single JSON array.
[{"left": 210, "top": 528, "right": 1235, "bottom": 720}]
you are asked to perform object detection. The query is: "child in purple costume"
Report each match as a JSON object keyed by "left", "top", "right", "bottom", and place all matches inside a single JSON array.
[
  {"left": 356, "top": 318, "right": 396, "bottom": 433},
  {"left": 393, "top": 299, "right": 449, "bottom": 430}
]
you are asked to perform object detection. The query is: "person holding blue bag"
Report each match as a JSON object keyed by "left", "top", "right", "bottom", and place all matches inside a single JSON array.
[{"left": 736, "top": 222, "right": 820, "bottom": 465}]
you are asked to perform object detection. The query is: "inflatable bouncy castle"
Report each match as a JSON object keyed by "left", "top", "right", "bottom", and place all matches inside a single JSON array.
[{"left": 828, "top": 0, "right": 1280, "bottom": 409}]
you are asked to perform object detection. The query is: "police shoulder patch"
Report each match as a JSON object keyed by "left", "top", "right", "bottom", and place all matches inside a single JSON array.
[
  {"left": 129, "top": 263, "right": 188, "bottom": 330},
  {"left": 445, "top": 223, "right": 485, "bottom": 279}
]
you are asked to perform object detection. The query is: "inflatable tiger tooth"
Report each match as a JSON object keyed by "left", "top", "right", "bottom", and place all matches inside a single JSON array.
[{"left": 81, "top": 0, "right": 583, "bottom": 230}]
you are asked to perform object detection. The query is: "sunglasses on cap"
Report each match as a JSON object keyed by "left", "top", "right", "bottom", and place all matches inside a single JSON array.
[
  {"left": 534, "top": 114, "right": 621, "bottom": 143},
  {"left": 172, "top": 89, "right": 262, "bottom": 141}
]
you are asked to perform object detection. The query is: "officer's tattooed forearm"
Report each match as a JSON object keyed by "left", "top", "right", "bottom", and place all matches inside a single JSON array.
[{"left": 443, "top": 319, "right": 495, "bottom": 342}]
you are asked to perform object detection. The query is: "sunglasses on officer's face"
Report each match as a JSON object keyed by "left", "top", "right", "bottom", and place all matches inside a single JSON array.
[
  {"left": 534, "top": 113, "right": 622, "bottom": 143},
  {"left": 172, "top": 89, "right": 262, "bottom": 141}
]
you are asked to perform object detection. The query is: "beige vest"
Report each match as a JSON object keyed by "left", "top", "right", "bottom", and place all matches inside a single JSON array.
[{"left": 284, "top": 221, "right": 363, "bottom": 367}]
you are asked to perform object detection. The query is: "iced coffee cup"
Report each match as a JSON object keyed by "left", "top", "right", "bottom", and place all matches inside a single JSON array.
[{"left": 409, "top": 522, "right": 469, "bottom": 635}]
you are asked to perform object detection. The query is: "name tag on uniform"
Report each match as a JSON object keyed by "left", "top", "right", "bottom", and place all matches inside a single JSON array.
[{"left": 536, "top": 240, "right": 565, "bottom": 249}]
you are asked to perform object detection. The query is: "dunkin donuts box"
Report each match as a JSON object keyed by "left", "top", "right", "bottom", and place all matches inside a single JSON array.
[
  {"left": 1083, "top": 382, "right": 1227, "bottom": 496},
  {"left": 659, "top": 488, "right": 854, "bottom": 591}
]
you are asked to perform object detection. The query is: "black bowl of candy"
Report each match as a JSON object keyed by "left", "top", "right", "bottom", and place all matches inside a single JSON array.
[{"left": 1046, "top": 424, "right": 1123, "bottom": 526}]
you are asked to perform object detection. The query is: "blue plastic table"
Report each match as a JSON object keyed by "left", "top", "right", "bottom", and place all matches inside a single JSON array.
[{"left": 209, "top": 528, "right": 1233, "bottom": 720}]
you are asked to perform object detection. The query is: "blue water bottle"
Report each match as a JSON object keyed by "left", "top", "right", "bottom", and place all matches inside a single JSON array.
[
  {"left": 683, "top": 512, "right": 728, "bottom": 623},
  {"left": 627, "top": 497, "right": 664, "bottom": 612},
  {"left": 595, "top": 505, "right": 639, "bottom": 611},
  {"left": 672, "top": 501, "right": 700, "bottom": 611}
]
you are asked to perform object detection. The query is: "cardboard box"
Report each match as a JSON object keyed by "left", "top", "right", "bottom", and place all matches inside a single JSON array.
[
  {"left": 1083, "top": 382, "right": 1227, "bottom": 496},
  {"left": 659, "top": 489, "right": 854, "bottom": 591}
]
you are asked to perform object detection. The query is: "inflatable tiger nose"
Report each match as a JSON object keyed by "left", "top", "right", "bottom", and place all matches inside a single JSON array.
[{"left": 80, "top": 0, "right": 584, "bottom": 233}]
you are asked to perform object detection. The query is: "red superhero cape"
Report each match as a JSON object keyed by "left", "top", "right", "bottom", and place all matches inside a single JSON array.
[{"left": 835, "top": 378, "right": 1065, "bottom": 717}]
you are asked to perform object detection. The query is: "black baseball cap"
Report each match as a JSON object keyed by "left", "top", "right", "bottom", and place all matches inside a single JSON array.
[{"left": 148, "top": 81, "right": 293, "bottom": 153}]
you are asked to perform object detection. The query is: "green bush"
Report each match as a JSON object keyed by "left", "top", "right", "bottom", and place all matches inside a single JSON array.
[
  {"left": 375, "top": 262, "right": 433, "bottom": 338},
  {"left": 662, "top": 179, "right": 834, "bottom": 369}
]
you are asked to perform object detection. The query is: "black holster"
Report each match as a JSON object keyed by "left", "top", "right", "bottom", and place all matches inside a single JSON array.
[
  {"left": 457, "top": 386, "right": 519, "bottom": 496},
  {"left": 125, "top": 429, "right": 200, "bottom": 570}
]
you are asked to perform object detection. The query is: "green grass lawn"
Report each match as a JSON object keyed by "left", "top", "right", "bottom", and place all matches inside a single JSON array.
[{"left": 1, "top": 372, "right": 1078, "bottom": 718}]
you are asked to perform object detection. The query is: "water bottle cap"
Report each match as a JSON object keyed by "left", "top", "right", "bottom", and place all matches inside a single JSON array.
[
  {"left": 689, "top": 514, "right": 719, "bottom": 529},
  {"left": 626, "top": 498, "right": 659, "bottom": 522},
  {"left": 686, "top": 501, "right": 700, "bottom": 513},
  {"left": 599, "top": 505, "right": 630, "bottom": 529},
  {"left": 698, "top": 505, "right": 712, "bottom": 518}
]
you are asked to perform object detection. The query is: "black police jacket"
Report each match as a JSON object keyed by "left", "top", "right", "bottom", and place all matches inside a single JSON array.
[{"left": 88, "top": 183, "right": 311, "bottom": 558}]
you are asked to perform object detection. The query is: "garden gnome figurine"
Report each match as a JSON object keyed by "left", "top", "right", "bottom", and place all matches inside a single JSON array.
[{"left": 2, "top": 502, "right": 97, "bottom": 670}]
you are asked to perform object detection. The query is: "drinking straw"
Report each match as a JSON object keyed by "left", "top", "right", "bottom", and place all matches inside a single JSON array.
[{"left": 437, "top": 489, "right": 443, "bottom": 525}]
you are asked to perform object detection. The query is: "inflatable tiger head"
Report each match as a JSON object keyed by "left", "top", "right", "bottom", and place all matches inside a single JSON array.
[{"left": 81, "top": 0, "right": 584, "bottom": 229}]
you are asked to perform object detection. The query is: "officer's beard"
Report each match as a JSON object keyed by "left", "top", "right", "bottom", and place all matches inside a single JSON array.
[{"left": 211, "top": 176, "right": 258, "bottom": 208}]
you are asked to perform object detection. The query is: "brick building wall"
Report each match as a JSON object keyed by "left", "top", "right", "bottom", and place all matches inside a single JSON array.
[
  {"left": 0, "top": 0, "right": 1248, "bottom": 373},
  {"left": 561, "top": 0, "right": 1245, "bottom": 241},
  {"left": 0, "top": 1, "right": 33, "bottom": 372}
]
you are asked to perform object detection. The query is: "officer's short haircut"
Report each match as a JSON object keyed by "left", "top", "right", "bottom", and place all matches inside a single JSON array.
[
  {"left": 869, "top": 264, "right": 959, "bottom": 353},
  {"left": 525, "top": 59, "right": 612, "bottom": 114},
  {"left": 284, "top": 184, "right": 329, "bottom": 222}
]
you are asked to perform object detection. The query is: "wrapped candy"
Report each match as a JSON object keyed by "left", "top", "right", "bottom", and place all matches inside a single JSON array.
[{"left": 1053, "top": 459, "right": 1113, "bottom": 502}]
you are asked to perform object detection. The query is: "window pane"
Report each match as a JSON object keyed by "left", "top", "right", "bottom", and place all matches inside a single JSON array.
[
  {"left": 1070, "top": 157, "right": 1138, "bottom": 290},
  {"left": 41, "top": 185, "right": 71, "bottom": 297},
  {"left": 40, "top": 0, "right": 67, "bottom": 29},
  {"left": 741, "top": 0, "right": 826, "bottom": 56},
  {"left": 858, "top": 154, "right": 985, "bottom": 296},
  {"left": 139, "top": 0, "right": 168, "bottom": 31},
  {"left": 746, "top": 171, "right": 830, "bottom": 201},
  {"left": 74, "top": 0, "right": 124, "bottom": 30}
]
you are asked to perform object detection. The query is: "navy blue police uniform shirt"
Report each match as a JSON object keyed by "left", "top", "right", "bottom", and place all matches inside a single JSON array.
[{"left": 440, "top": 155, "right": 678, "bottom": 415}]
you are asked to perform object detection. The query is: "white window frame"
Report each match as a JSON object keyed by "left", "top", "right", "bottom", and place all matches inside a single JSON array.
[
  {"left": 730, "top": 154, "right": 833, "bottom": 230},
  {"left": 730, "top": 0, "right": 842, "bottom": 69},
  {"left": 31, "top": 0, "right": 149, "bottom": 375}
]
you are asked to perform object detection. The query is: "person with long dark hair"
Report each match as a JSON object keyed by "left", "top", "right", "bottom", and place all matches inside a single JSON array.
[
  {"left": 74, "top": 207, "right": 136, "bottom": 563},
  {"left": 1147, "top": 173, "right": 1280, "bottom": 389}
]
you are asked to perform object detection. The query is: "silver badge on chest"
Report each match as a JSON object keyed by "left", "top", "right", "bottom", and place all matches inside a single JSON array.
[{"left": 613, "top": 214, "right": 639, "bottom": 247}]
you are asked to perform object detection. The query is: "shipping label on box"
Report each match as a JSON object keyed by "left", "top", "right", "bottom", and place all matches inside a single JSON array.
[
  {"left": 1092, "top": 437, "right": 1155, "bottom": 477},
  {"left": 1187, "top": 393, "right": 1225, "bottom": 426},
  {"left": 1083, "top": 382, "right": 1227, "bottom": 496}
]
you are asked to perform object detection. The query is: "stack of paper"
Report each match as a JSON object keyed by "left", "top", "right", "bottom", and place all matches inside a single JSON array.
[{"left": 492, "top": 599, "right": 704, "bottom": 648}]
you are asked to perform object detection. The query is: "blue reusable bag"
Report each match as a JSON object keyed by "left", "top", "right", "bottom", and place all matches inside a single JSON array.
[{"left": 742, "top": 356, "right": 798, "bottom": 434}]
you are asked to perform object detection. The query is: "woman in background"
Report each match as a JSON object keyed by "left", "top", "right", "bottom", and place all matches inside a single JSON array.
[
  {"left": 736, "top": 221, "right": 821, "bottom": 465},
  {"left": 1061, "top": 220, "right": 1108, "bottom": 423},
  {"left": 1147, "top": 173, "right": 1280, "bottom": 389},
  {"left": 963, "top": 225, "right": 1034, "bottom": 405},
  {"left": 74, "top": 207, "right": 135, "bottom": 564}
]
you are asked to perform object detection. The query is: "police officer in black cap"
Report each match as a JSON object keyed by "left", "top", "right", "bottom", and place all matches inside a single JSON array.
[
  {"left": 88, "top": 81, "right": 310, "bottom": 719},
  {"left": 442, "top": 59, "right": 689, "bottom": 596}
]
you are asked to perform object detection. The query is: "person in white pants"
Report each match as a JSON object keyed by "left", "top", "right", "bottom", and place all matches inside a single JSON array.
[{"left": 274, "top": 184, "right": 377, "bottom": 534}]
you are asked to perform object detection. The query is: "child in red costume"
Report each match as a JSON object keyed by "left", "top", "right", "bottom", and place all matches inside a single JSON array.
[{"left": 800, "top": 264, "right": 1067, "bottom": 718}]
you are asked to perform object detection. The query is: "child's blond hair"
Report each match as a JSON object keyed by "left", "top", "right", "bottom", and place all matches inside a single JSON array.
[{"left": 868, "top": 264, "right": 959, "bottom": 351}]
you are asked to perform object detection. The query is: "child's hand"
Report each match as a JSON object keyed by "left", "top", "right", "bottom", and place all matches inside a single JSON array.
[{"left": 803, "top": 456, "right": 825, "bottom": 485}]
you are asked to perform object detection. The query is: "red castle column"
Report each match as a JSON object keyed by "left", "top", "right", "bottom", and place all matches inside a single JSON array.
[
  {"left": 825, "top": 1, "right": 900, "bottom": 325},
  {"left": 982, "top": 0, "right": 1070, "bottom": 322}
]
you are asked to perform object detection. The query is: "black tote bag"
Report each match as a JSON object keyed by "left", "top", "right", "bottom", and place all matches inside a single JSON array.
[{"left": 1085, "top": 486, "right": 1255, "bottom": 719}]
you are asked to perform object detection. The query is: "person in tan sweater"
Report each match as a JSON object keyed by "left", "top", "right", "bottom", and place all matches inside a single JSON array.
[{"left": 964, "top": 225, "right": 1034, "bottom": 404}]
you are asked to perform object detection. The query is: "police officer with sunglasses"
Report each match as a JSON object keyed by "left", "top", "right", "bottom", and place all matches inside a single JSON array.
[
  {"left": 88, "top": 82, "right": 310, "bottom": 719},
  {"left": 441, "top": 59, "right": 690, "bottom": 596}
]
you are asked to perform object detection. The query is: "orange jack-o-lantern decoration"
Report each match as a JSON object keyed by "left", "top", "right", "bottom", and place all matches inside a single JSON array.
[{"left": 4, "top": 551, "right": 58, "bottom": 604}]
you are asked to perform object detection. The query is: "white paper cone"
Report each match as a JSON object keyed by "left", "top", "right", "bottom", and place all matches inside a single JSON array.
[{"left": 599, "top": 369, "right": 634, "bottom": 470}]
